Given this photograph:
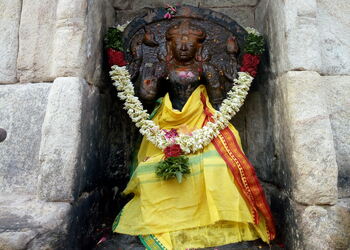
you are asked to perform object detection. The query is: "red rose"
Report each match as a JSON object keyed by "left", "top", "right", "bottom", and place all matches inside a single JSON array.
[
  {"left": 107, "top": 48, "right": 127, "bottom": 67},
  {"left": 240, "top": 66, "right": 257, "bottom": 77},
  {"left": 240, "top": 54, "right": 260, "bottom": 77},
  {"left": 164, "top": 144, "right": 182, "bottom": 159}
]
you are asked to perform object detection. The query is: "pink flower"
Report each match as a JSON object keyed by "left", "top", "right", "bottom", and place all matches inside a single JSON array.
[
  {"left": 97, "top": 237, "right": 107, "bottom": 245},
  {"left": 178, "top": 71, "right": 187, "bottom": 78},
  {"left": 164, "top": 12, "right": 172, "bottom": 19},
  {"left": 187, "top": 71, "right": 195, "bottom": 78},
  {"left": 178, "top": 71, "right": 195, "bottom": 79},
  {"left": 163, "top": 129, "right": 178, "bottom": 139}
]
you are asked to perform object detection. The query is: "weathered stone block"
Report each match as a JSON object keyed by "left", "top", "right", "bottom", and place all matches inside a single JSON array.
[
  {"left": 17, "top": 0, "right": 58, "bottom": 83},
  {"left": 278, "top": 71, "right": 338, "bottom": 205},
  {"left": 209, "top": 7, "right": 255, "bottom": 28},
  {"left": 255, "top": 0, "right": 321, "bottom": 74},
  {"left": 0, "top": 191, "right": 101, "bottom": 250},
  {"left": 112, "top": 0, "right": 134, "bottom": 10},
  {"left": 38, "top": 77, "right": 102, "bottom": 202},
  {"left": 0, "top": 83, "right": 51, "bottom": 194},
  {"left": 298, "top": 200, "right": 350, "bottom": 250},
  {"left": 323, "top": 76, "right": 350, "bottom": 198},
  {"left": 200, "top": 0, "right": 258, "bottom": 7},
  {"left": 0, "top": 194, "right": 71, "bottom": 250},
  {"left": 17, "top": 0, "right": 115, "bottom": 85},
  {"left": 0, "top": 0, "right": 22, "bottom": 83},
  {"left": 85, "top": 0, "right": 115, "bottom": 86},
  {"left": 317, "top": 0, "right": 350, "bottom": 75},
  {"left": 131, "top": 0, "right": 259, "bottom": 9},
  {"left": 255, "top": 0, "right": 289, "bottom": 75},
  {"left": 51, "top": 0, "right": 87, "bottom": 81},
  {"left": 131, "top": 0, "right": 199, "bottom": 10}
]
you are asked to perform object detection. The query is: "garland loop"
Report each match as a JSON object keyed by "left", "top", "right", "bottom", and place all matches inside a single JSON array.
[
  {"left": 110, "top": 67, "right": 253, "bottom": 155},
  {"left": 110, "top": 27, "right": 263, "bottom": 182}
]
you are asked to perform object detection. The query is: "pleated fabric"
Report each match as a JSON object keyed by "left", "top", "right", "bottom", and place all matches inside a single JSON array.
[{"left": 113, "top": 85, "right": 272, "bottom": 249}]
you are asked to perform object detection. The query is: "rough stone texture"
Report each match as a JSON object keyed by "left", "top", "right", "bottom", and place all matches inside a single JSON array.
[
  {"left": 17, "top": 0, "right": 115, "bottom": 85},
  {"left": 129, "top": 0, "right": 259, "bottom": 9},
  {"left": 323, "top": 76, "right": 350, "bottom": 198},
  {"left": 119, "top": 1, "right": 255, "bottom": 28},
  {"left": 0, "top": 194, "right": 71, "bottom": 250},
  {"left": 200, "top": 0, "right": 258, "bottom": 7},
  {"left": 0, "top": 83, "right": 51, "bottom": 194},
  {"left": 245, "top": 91, "right": 274, "bottom": 182},
  {"left": 209, "top": 7, "right": 255, "bottom": 28},
  {"left": 298, "top": 199, "right": 350, "bottom": 250},
  {"left": 255, "top": 0, "right": 321, "bottom": 74},
  {"left": 277, "top": 71, "right": 338, "bottom": 205},
  {"left": 255, "top": 0, "right": 289, "bottom": 75},
  {"left": 0, "top": 0, "right": 22, "bottom": 84},
  {"left": 85, "top": 0, "right": 115, "bottom": 86},
  {"left": 131, "top": 0, "right": 200, "bottom": 9},
  {"left": 0, "top": 191, "right": 101, "bottom": 250},
  {"left": 256, "top": 0, "right": 350, "bottom": 75},
  {"left": 317, "top": 0, "right": 350, "bottom": 75},
  {"left": 262, "top": 183, "right": 303, "bottom": 249},
  {"left": 38, "top": 77, "right": 102, "bottom": 202},
  {"left": 112, "top": 0, "right": 134, "bottom": 10},
  {"left": 51, "top": 0, "right": 88, "bottom": 82},
  {"left": 17, "top": 0, "right": 58, "bottom": 83}
]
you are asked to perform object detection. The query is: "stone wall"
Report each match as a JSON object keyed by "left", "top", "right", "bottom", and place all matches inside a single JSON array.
[
  {"left": 0, "top": 0, "right": 115, "bottom": 249},
  {"left": 0, "top": 0, "right": 349, "bottom": 249},
  {"left": 255, "top": 0, "right": 350, "bottom": 249}
]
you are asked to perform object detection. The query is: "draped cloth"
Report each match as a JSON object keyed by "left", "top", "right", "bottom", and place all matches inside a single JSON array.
[{"left": 113, "top": 85, "right": 276, "bottom": 249}]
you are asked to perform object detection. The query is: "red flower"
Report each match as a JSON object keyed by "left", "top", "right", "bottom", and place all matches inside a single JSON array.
[
  {"left": 107, "top": 48, "right": 127, "bottom": 67},
  {"left": 240, "top": 53, "right": 260, "bottom": 77},
  {"left": 164, "top": 144, "right": 182, "bottom": 159}
]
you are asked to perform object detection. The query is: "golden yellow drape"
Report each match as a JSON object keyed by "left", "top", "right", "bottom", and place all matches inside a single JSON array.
[{"left": 113, "top": 85, "right": 271, "bottom": 249}]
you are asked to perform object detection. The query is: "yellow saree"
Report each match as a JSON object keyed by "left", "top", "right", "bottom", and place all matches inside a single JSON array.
[{"left": 113, "top": 85, "right": 275, "bottom": 249}]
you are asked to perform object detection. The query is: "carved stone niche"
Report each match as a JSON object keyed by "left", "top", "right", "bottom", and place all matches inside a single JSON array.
[
  {"left": 122, "top": 5, "right": 248, "bottom": 109},
  {"left": 97, "top": 6, "right": 275, "bottom": 250}
]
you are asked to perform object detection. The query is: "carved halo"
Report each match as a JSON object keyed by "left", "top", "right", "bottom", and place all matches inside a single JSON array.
[{"left": 123, "top": 5, "right": 248, "bottom": 94}]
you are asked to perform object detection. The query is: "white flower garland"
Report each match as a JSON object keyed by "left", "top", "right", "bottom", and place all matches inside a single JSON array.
[{"left": 110, "top": 66, "right": 253, "bottom": 154}]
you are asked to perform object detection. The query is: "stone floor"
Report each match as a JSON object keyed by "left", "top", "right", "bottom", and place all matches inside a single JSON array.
[{"left": 94, "top": 233, "right": 282, "bottom": 250}]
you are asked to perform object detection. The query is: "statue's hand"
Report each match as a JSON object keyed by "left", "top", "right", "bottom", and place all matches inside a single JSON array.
[{"left": 139, "top": 76, "right": 158, "bottom": 101}]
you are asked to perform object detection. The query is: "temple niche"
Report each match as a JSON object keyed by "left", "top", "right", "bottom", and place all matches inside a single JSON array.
[{"left": 0, "top": 1, "right": 349, "bottom": 250}]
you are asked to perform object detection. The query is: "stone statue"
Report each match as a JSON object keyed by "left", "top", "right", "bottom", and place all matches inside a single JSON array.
[
  {"left": 138, "top": 20, "right": 231, "bottom": 110},
  {"left": 109, "top": 6, "right": 275, "bottom": 250},
  {"left": 125, "top": 7, "right": 243, "bottom": 111}
]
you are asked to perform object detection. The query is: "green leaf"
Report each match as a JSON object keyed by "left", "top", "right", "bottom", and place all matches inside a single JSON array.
[
  {"left": 104, "top": 27, "right": 124, "bottom": 51},
  {"left": 244, "top": 33, "right": 265, "bottom": 55},
  {"left": 155, "top": 156, "right": 190, "bottom": 183},
  {"left": 175, "top": 172, "right": 183, "bottom": 183}
]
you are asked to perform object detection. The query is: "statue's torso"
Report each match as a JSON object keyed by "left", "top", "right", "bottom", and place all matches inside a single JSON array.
[{"left": 167, "top": 62, "right": 202, "bottom": 111}]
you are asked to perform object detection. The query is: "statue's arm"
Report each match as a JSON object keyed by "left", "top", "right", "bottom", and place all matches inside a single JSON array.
[
  {"left": 203, "top": 63, "right": 225, "bottom": 110},
  {"left": 138, "top": 61, "right": 167, "bottom": 102}
]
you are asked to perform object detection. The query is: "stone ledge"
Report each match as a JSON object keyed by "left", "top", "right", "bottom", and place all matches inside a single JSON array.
[
  {"left": 297, "top": 199, "right": 350, "bottom": 249},
  {"left": 0, "top": 194, "right": 71, "bottom": 250}
]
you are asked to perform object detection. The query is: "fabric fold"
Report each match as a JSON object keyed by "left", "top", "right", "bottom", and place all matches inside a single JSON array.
[{"left": 113, "top": 85, "right": 275, "bottom": 249}]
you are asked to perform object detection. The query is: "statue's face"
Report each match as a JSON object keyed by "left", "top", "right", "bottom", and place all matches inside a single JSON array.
[{"left": 171, "top": 35, "right": 198, "bottom": 62}]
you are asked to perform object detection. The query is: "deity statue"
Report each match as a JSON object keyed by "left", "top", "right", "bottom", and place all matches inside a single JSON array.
[
  {"left": 139, "top": 20, "right": 225, "bottom": 111},
  {"left": 111, "top": 6, "right": 276, "bottom": 249}
]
